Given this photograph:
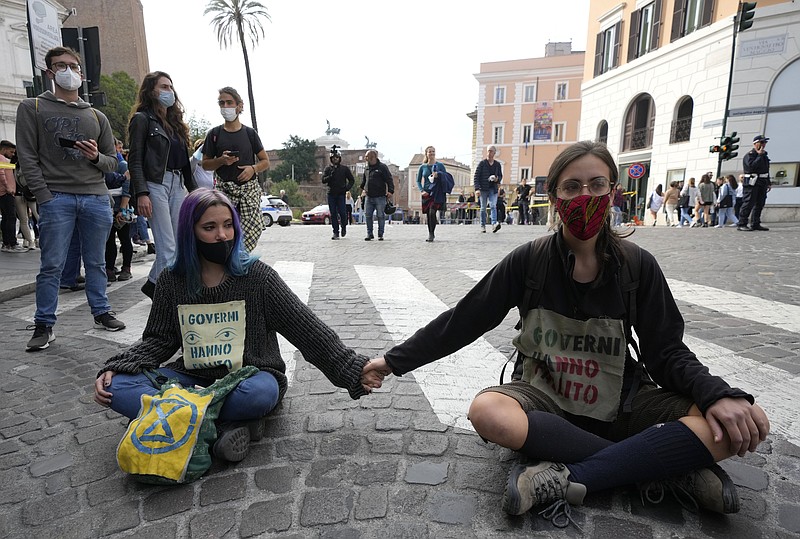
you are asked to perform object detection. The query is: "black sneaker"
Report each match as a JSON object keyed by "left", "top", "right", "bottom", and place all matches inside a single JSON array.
[
  {"left": 737, "top": 225, "right": 752, "bottom": 231},
  {"left": 751, "top": 225, "right": 769, "bottom": 231},
  {"left": 365, "top": 235, "right": 374, "bottom": 241},
  {"left": 378, "top": 236, "right": 384, "bottom": 241},
  {"left": 341, "top": 226, "right": 347, "bottom": 237},
  {"left": 60, "top": 283, "right": 85, "bottom": 292},
  {"left": 146, "top": 243, "right": 156, "bottom": 255},
  {"left": 141, "top": 280, "right": 155, "bottom": 299},
  {"left": 94, "top": 312, "right": 126, "bottom": 332},
  {"left": 493, "top": 222, "right": 502, "bottom": 233},
  {"left": 331, "top": 234, "right": 339, "bottom": 240},
  {"left": 213, "top": 426, "right": 250, "bottom": 462},
  {"left": 26, "top": 324, "right": 54, "bottom": 351},
  {"left": 117, "top": 268, "right": 132, "bottom": 281}
]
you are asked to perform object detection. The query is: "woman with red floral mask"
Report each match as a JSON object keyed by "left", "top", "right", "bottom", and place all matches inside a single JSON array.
[{"left": 361, "top": 141, "right": 769, "bottom": 529}]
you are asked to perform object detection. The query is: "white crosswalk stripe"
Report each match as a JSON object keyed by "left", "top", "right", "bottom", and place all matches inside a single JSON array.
[
  {"left": 272, "top": 261, "right": 314, "bottom": 386},
  {"left": 356, "top": 265, "right": 507, "bottom": 431}
]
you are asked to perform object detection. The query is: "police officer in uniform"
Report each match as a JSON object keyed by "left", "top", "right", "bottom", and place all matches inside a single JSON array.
[{"left": 738, "top": 135, "right": 771, "bottom": 231}]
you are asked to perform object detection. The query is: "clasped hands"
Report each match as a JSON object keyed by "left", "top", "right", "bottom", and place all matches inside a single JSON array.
[{"left": 361, "top": 357, "right": 392, "bottom": 393}]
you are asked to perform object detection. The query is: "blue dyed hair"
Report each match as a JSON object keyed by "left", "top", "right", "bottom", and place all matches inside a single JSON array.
[{"left": 170, "top": 188, "right": 257, "bottom": 296}]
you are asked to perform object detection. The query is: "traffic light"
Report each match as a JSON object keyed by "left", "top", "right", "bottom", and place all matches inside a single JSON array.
[
  {"left": 719, "top": 132, "right": 740, "bottom": 161},
  {"left": 739, "top": 2, "right": 757, "bottom": 32},
  {"left": 709, "top": 144, "right": 721, "bottom": 153}
]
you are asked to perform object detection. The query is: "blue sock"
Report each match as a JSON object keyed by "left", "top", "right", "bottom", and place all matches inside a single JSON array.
[
  {"left": 520, "top": 411, "right": 613, "bottom": 463},
  {"left": 565, "top": 421, "right": 714, "bottom": 493}
]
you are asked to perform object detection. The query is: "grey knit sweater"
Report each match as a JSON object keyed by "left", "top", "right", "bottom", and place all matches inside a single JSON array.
[{"left": 100, "top": 261, "right": 369, "bottom": 400}]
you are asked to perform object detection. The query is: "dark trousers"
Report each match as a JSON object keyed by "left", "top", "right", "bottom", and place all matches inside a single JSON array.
[
  {"left": 518, "top": 200, "right": 529, "bottom": 224},
  {"left": 427, "top": 206, "right": 438, "bottom": 237},
  {"left": 738, "top": 182, "right": 768, "bottom": 227},
  {"left": 734, "top": 197, "right": 743, "bottom": 219},
  {"left": 106, "top": 222, "right": 133, "bottom": 271},
  {"left": 327, "top": 193, "right": 347, "bottom": 235},
  {"left": 0, "top": 193, "right": 17, "bottom": 246}
]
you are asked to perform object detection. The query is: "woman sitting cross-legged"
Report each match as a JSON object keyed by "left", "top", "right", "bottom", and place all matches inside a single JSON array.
[{"left": 94, "top": 188, "right": 372, "bottom": 461}]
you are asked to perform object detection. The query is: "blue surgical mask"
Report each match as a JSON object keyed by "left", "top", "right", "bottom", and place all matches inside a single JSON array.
[{"left": 158, "top": 90, "right": 176, "bottom": 108}]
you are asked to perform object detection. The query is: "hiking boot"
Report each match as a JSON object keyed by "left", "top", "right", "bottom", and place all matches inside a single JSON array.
[
  {"left": 94, "top": 312, "right": 126, "bottom": 332},
  {"left": 640, "top": 464, "right": 739, "bottom": 514},
  {"left": 501, "top": 461, "right": 587, "bottom": 516},
  {"left": 493, "top": 222, "right": 502, "bottom": 233},
  {"left": 117, "top": 267, "right": 132, "bottom": 281},
  {"left": 26, "top": 324, "right": 54, "bottom": 351},
  {"left": 213, "top": 426, "right": 250, "bottom": 462}
]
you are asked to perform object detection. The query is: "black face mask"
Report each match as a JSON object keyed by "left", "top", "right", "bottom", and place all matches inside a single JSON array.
[{"left": 197, "top": 239, "right": 234, "bottom": 265}]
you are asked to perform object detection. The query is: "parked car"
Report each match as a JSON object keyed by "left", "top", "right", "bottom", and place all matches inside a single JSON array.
[
  {"left": 301, "top": 204, "right": 331, "bottom": 225},
  {"left": 260, "top": 195, "right": 292, "bottom": 227}
]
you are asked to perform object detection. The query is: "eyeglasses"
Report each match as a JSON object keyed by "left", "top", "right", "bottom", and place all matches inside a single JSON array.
[
  {"left": 557, "top": 178, "right": 611, "bottom": 199},
  {"left": 51, "top": 62, "right": 82, "bottom": 73}
]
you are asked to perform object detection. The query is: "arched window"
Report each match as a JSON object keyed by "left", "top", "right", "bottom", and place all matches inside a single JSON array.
[
  {"left": 597, "top": 121, "right": 609, "bottom": 144},
  {"left": 670, "top": 96, "right": 693, "bottom": 143},
  {"left": 622, "top": 94, "right": 655, "bottom": 151}
]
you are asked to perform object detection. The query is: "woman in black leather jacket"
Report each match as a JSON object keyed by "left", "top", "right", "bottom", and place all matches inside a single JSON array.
[{"left": 128, "top": 71, "right": 196, "bottom": 299}]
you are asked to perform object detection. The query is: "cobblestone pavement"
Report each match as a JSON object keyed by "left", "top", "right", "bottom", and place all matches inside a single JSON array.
[{"left": 1, "top": 222, "right": 799, "bottom": 538}]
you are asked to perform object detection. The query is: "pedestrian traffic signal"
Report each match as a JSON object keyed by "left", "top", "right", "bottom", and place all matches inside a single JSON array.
[
  {"left": 739, "top": 2, "right": 757, "bottom": 32},
  {"left": 709, "top": 144, "right": 721, "bottom": 153}
]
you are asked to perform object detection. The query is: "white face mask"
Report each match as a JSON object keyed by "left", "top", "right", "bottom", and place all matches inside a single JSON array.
[
  {"left": 54, "top": 67, "right": 82, "bottom": 91},
  {"left": 220, "top": 107, "right": 238, "bottom": 122}
]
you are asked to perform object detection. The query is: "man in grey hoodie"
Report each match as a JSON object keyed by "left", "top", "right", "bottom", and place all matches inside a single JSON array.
[{"left": 16, "top": 46, "right": 125, "bottom": 351}]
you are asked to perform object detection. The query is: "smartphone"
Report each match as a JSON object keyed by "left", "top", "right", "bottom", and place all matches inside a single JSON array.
[
  {"left": 58, "top": 137, "right": 77, "bottom": 148},
  {"left": 228, "top": 150, "right": 240, "bottom": 157}
]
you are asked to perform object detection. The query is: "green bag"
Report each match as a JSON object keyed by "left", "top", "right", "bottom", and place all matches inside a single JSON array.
[{"left": 116, "top": 366, "right": 258, "bottom": 485}]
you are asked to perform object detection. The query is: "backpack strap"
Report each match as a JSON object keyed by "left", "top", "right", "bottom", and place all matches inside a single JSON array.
[
  {"left": 617, "top": 240, "right": 646, "bottom": 413},
  {"left": 499, "top": 234, "right": 553, "bottom": 384}
]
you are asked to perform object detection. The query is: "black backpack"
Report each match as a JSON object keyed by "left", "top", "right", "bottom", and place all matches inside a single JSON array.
[{"left": 502, "top": 233, "right": 648, "bottom": 413}]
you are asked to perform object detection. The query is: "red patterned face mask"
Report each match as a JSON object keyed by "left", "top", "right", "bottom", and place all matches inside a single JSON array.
[{"left": 555, "top": 195, "right": 610, "bottom": 240}]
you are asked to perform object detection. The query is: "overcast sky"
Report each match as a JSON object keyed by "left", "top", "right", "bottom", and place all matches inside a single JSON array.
[{"left": 139, "top": 0, "right": 589, "bottom": 167}]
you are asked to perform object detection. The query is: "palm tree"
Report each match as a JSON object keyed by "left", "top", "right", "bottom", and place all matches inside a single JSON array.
[{"left": 204, "top": 0, "right": 271, "bottom": 132}]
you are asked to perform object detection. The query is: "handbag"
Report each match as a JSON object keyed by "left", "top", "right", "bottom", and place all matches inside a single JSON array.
[
  {"left": 116, "top": 366, "right": 258, "bottom": 484},
  {"left": 678, "top": 194, "right": 690, "bottom": 207}
]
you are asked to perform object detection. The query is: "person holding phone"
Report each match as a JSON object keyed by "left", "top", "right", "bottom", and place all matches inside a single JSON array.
[
  {"left": 128, "top": 71, "right": 197, "bottom": 299},
  {"left": 15, "top": 46, "right": 125, "bottom": 350},
  {"left": 203, "top": 87, "right": 270, "bottom": 252}
]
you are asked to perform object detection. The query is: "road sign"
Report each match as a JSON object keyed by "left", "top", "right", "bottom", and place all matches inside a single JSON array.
[{"left": 628, "top": 163, "right": 646, "bottom": 179}]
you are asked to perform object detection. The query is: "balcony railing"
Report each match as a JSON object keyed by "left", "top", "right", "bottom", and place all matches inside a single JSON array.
[
  {"left": 625, "top": 127, "right": 653, "bottom": 151},
  {"left": 670, "top": 117, "right": 692, "bottom": 143}
]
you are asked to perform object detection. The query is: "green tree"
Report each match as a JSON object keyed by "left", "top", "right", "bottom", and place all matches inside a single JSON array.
[
  {"left": 204, "top": 0, "right": 271, "bottom": 133},
  {"left": 97, "top": 72, "right": 138, "bottom": 141},
  {"left": 187, "top": 114, "right": 212, "bottom": 145},
  {"left": 270, "top": 179, "right": 307, "bottom": 210},
  {"left": 271, "top": 135, "right": 318, "bottom": 182}
]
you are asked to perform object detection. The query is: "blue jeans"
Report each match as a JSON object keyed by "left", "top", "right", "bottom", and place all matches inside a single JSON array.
[
  {"left": 327, "top": 193, "right": 347, "bottom": 235},
  {"left": 146, "top": 172, "right": 185, "bottom": 284},
  {"left": 35, "top": 192, "right": 113, "bottom": 326},
  {"left": 107, "top": 368, "right": 281, "bottom": 421},
  {"left": 479, "top": 190, "right": 498, "bottom": 227},
  {"left": 364, "top": 196, "right": 386, "bottom": 237},
  {"left": 60, "top": 228, "right": 82, "bottom": 286},
  {"left": 679, "top": 207, "right": 692, "bottom": 226}
]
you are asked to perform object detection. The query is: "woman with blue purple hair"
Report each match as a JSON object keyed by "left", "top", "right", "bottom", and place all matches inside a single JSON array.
[{"left": 93, "top": 188, "right": 371, "bottom": 462}]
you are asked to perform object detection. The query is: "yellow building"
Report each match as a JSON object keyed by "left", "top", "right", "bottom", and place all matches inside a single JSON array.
[{"left": 474, "top": 43, "right": 585, "bottom": 203}]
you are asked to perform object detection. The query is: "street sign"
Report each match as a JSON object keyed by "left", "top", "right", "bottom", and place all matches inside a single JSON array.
[{"left": 628, "top": 163, "right": 646, "bottom": 179}]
